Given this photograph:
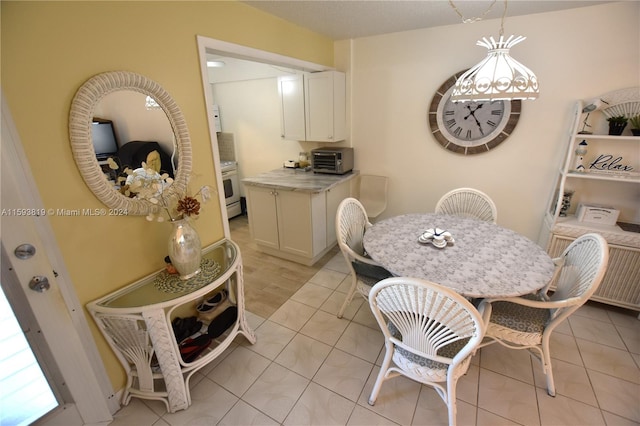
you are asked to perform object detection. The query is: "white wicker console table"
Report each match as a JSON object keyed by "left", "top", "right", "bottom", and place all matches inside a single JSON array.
[{"left": 87, "top": 239, "right": 256, "bottom": 413}]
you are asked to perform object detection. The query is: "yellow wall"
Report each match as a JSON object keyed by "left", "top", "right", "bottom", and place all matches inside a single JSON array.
[{"left": 1, "top": 0, "right": 333, "bottom": 391}]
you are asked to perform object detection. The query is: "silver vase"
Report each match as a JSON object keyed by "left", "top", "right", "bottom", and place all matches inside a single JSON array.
[{"left": 167, "top": 217, "right": 202, "bottom": 280}]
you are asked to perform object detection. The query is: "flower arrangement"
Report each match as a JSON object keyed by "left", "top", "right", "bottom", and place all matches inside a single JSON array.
[{"left": 107, "top": 157, "right": 211, "bottom": 222}]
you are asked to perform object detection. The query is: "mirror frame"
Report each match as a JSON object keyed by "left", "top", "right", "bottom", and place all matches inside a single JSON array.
[{"left": 69, "top": 71, "right": 192, "bottom": 215}]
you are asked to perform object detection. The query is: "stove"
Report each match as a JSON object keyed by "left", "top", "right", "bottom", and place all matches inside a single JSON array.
[
  {"left": 220, "top": 160, "right": 237, "bottom": 172},
  {"left": 220, "top": 161, "right": 241, "bottom": 218}
]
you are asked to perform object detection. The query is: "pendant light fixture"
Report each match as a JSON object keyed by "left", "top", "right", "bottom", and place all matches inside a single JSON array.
[{"left": 449, "top": 0, "right": 539, "bottom": 102}]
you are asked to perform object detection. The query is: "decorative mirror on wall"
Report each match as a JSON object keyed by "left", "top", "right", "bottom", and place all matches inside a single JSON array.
[{"left": 69, "top": 71, "right": 192, "bottom": 215}]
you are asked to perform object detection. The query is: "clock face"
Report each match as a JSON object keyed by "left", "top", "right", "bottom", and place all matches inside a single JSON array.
[{"left": 428, "top": 71, "right": 521, "bottom": 155}]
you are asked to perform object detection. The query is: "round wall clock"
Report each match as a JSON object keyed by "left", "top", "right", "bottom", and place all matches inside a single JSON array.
[{"left": 428, "top": 70, "right": 521, "bottom": 155}]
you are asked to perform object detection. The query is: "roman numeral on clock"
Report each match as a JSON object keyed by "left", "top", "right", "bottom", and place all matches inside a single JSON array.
[
  {"left": 446, "top": 119, "right": 456, "bottom": 128},
  {"left": 487, "top": 120, "right": 497, "bottom": 127}
]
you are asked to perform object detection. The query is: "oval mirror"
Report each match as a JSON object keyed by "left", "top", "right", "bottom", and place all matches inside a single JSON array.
[{"left": 69, "top": 71, "right": 192, "bottom": 215}]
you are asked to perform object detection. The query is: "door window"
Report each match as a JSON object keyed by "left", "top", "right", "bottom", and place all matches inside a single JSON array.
[{"left": 0, "top": 285, "right": 58, "bottom": 425}]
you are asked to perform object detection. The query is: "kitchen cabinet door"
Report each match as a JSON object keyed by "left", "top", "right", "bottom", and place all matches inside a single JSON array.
[
  {"left": 246, "top": 186, "right": 279, "bottom": 250},
  {"left": 278, "top": 74, "right": 306, "bottom": 141},
  {"left": 277, "top": 190, "right": 326, "bottom": 258},
  {"left": 305, "top": 71, "right": 346, "bottom": 142},
  {"left": 246, "top": 186, "right": 326, "bottom": 259}
]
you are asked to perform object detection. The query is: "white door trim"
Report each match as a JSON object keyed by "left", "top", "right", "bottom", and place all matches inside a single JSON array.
[{"left": 1, "top": 93, "right": 117, "bottom": 423}]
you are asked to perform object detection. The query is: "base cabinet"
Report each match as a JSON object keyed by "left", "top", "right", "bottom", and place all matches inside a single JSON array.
[
  {"left": 246, "top": 180, "right": 350, "bottom": 265},
  {"left": 245, "top": 186, "right": 281, "bottom": 250}
]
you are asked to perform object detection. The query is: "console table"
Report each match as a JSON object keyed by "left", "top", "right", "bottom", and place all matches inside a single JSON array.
[{"left": 87, "top": 239, "right": 256, "bottom": 413}]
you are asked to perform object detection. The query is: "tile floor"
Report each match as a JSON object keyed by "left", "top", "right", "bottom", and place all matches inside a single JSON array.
[{"left": 109, "top": 252, "right": 640, "bottom": 426}]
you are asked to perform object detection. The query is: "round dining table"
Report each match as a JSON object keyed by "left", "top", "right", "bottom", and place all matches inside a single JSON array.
[{"left": 363, "top": 213, "right": 556, "bottom": 298}]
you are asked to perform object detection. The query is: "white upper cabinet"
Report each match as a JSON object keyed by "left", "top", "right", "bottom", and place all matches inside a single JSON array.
[
  {"left": 278, "top": 71, "right": 346, "bottom": 142},
  {"left": 304, "top": 71, "right": 346, "bottom": 142},
  {"left": 278, "top": 74, "right": 306, "bottom": 141}
]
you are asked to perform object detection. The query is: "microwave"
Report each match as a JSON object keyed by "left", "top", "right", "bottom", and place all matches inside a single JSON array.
[{"left": 311, "top": 147, "right": 354, "bottom": 175}]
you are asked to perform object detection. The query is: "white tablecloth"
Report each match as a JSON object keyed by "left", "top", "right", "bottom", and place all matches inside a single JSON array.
[{"left": 363, "top": 213, "right": 555, "bottom": 298}]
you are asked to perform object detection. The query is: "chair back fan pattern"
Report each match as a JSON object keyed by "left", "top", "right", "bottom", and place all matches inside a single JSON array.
[
  {"left": 336, "top": 197, "right": 370, "bottom": 259},
  {"left": 374, "top": 282, "right": 482, "bottom": 363},
  {"left": 548, "top": 233, "right": 610, "bottom": 320},
  {"left": 336, "top": 197, "right": 390, "bottom": 318},
  {"left": 435, "top": 188, "right": 497, "bottom": 223},
  {"left": 368, "top": 278, "right": 485, "bottom": 426},
  {"left": 477, "top": 232, "right": 608, "bottom": 397}
]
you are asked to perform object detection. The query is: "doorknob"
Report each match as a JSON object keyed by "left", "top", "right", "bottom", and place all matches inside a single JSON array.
[{"left": 29, "top": 276, "right": 50, "bottom": 293}]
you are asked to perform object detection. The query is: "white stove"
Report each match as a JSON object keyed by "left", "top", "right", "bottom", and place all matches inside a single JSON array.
[
  {"left": 220, "top": 161, "right": 241, "bottom": 218},
  {"left": 220, "top": 160, "right": 237, "bottom": 172}
]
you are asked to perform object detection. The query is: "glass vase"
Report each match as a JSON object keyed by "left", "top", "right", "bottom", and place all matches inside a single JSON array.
[{"left": 167, "top": 217, "right": 202, "bottom": 280}]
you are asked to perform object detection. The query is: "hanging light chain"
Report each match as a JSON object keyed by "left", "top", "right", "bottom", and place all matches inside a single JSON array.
[
  {"left": 448, "top": 0, "right": 497, "bottom": 24},
  {"left": 499, "top": 0, "right": 508, "bottom": 36},
  {"left": 448, "top": 0, "right": 509, "bottom": 36}
]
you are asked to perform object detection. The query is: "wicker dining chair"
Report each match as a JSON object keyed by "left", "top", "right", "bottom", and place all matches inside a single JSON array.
[
  {"left": 477, "top": 233, "right": 609, "bottom": 396},
  {"left": 435, "top": 187, "right": 498, "bottom": 223},
  {"left": 335, "top": 197, "right": 393, "bottom": 318},
  {"left": 368, "top": 277, "right": 485, "bottom": 426}
]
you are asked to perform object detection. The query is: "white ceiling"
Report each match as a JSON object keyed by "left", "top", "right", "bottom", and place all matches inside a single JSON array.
[{"left": 241, "top": 0, "right": 614, "bottom": 40}]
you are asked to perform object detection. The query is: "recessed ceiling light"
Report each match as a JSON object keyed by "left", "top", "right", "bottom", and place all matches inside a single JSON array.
[{"left": 207, "top": 60, "right": 225, "bottom": 68}]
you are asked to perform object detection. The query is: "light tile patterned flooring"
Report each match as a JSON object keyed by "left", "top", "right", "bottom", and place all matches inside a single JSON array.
[{"left": 109, "top": 223, "right": 640, "bottom": 426}]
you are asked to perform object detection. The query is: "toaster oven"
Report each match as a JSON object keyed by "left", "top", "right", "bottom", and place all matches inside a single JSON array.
[{"left": 311, "top": 147, "right": 354, "bottom": 175}]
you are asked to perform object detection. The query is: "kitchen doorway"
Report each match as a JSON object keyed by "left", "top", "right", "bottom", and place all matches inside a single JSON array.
[{"left": 195, "top": 35, "right": 330, "bottom": 239}]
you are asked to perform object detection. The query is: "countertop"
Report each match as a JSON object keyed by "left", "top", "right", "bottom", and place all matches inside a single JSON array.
[{"left": 242, "top": 168, "right": 359, "bottom": 193}]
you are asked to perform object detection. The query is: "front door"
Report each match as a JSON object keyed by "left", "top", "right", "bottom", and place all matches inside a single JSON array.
[{"left": 1, "top": 96, "right": 114, "bottom": 425}]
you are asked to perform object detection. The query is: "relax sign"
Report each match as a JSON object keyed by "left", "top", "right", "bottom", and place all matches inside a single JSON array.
[{"left": 589, "top": 154, "right": 634, "bottom": 172}]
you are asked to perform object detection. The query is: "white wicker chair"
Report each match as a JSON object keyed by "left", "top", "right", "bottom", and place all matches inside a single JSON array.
[
  {"left": 358, "top": 175, "right": 388, "bottom": 221},
  {"left": 336, "top": 197, "right": 393, "bottom": 318},
  {"left": 435, "top": 187, "right": 498, "bottom": 223},
  {"left": 368, "top": 277, "right": 485, "bottom": 426},
  {"left": 477, "top": 233, "right": 609, "bottom": 396}
]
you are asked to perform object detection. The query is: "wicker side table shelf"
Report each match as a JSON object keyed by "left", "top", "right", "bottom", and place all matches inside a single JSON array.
[{"left": 87, "top": 239, "right": 256, "bottom": 413}]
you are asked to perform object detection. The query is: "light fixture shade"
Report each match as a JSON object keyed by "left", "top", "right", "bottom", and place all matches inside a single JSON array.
[{"left": 451, "top": 35, "right": 539, "bottom": 102}]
